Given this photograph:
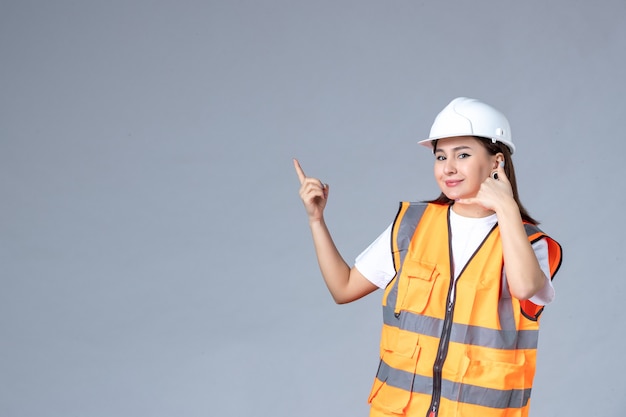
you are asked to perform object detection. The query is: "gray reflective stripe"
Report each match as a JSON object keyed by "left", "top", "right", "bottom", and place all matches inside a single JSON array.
[
  {"left": 377, "top": 359, "right": 433, "bottom": 396},
  {"left": 386, "top": 203, "right": 428, "bottom": 313},
  {"left": 383, "top": 308, "right": 538, "bottom": 350},
  {"left": 498, "top": 296, "right": 516, "bottom": 334},
  {"left": 524, "top": 223, "right": 541, "bottom": 235},
  {"left": 396, "top": 203, "right": 428, "bottom": 264},
  {"left": 524, "top": 223, "right": 545, "bottom": 243},
  {"left": 377, "top": 360, "right": 531, "bottom": 409},
  {"left": 393, "top": 203, "right": 427, "bottom": 278}
]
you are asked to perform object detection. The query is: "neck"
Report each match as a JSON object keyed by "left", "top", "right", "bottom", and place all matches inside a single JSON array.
[{"left": 451, "top": 203, "right": 495, "bottom": 218}]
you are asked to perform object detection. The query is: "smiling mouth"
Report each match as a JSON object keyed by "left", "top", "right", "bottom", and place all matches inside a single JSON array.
[{"left": 445, "top": 180, "right": 463, "bottom": 187}]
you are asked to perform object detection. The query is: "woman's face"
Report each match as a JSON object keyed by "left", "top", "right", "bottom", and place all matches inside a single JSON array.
[{"left": 433, "top": 136, "right": 500, "bottom": 201}]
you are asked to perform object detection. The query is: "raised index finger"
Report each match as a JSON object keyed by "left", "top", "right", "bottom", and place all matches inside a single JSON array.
[{"left": 293, "top": 158, "right": 307, "bottom": 184}]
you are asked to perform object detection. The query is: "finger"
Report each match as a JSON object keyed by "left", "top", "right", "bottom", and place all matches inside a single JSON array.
[
  {"left": 489, "top": 160, "right": 508, "bottom": 182},
  {"left": 300, "top": 179, "right": 326, "bottom": 196},
  {"left": 301, "top": 187, "right": 325, "bottom": 202},
  {"left": 301, "top": 176, "right": 326, "bottom": 192},
  {"left": 293, "top": 158, "right": 307, "bottom": 184},
  {"left": 495, "top": 161, "right": 510, "bottom": 183}
]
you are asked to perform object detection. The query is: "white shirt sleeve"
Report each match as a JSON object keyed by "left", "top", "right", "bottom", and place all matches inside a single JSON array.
[{"left": 354, "top": 224, "right": 395, "bottom": 289}]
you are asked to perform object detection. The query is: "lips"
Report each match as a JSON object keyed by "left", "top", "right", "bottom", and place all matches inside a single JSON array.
[{"left": 445, "top": 179, "right": 463, "bottom": 187}]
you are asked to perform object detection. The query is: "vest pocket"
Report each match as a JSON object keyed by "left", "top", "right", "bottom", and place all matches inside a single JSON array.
[
  {"left": 398, "top": 259, "right": 439, "bottom": 314},
  {"left": 456, "top": 354, "right": 527, "bottom": 414},
  {"left": 368, "top": 327, "right": 422, "bottom": 414},
  {"left": 381, "top": 325, "right": 420, "bottom": 358},
  {"left": 368, "top": 376, "right": 413, "bottom": 415}
]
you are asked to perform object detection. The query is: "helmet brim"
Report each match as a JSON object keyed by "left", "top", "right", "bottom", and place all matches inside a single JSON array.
[{"left": 417, "top": 135, "right": 516, "bottom": 155}]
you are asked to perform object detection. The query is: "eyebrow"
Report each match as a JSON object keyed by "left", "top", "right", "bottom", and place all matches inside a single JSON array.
[{"left": 434, "top": 145, "right": 473, "bottom": 154}]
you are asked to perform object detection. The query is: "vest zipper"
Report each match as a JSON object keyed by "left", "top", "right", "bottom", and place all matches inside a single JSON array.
[
  {"left": 426, "top": 207, "right": 459, "bottom": 417},
  {"left": 426, "top": 295, "right": 456, "bottom": 417},
  {"left": 425, "top": 210, "right": 499, "bottom": 417}
]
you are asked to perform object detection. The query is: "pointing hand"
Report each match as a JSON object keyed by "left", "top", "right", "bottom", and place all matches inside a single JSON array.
[{"left": 293, "top": 158, "right": 329, "bottom": 222}]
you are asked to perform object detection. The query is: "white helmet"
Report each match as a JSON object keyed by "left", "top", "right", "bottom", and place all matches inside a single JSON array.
[{"left": 418, "top": 97, "right": 515, "bottom": 154}]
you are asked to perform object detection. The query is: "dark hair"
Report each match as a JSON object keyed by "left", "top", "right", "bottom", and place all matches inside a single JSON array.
[{"left": 426, "top": 136, "right": 539, "bottom": 225}]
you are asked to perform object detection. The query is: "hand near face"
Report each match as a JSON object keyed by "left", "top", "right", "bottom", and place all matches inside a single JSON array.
[
  {"left": 293, "top": 158, "right": 329, "bottom": 222},
  {"left": 455, "top": 161, "right": 515, "bottom": 212}
]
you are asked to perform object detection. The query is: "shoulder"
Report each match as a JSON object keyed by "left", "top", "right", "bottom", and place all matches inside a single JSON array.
[{"left": 522, "top": 223, "right": 563, "bottom": 279}]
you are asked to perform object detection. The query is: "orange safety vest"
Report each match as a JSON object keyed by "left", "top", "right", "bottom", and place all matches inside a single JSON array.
[{"left": 368, "top": 202, "right": 562, "bottom": 417}]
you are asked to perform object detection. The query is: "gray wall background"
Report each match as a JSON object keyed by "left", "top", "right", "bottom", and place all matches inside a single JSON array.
[{"left": 2, "top": 1, "right": 625, "bottom": 416}]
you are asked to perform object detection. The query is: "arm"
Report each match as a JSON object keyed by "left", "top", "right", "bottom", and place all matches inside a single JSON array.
[
  {"left": 494, "top": 199, "right": 547, "bottom": 300},
  {"left": 527, "top": 239, "right": 555, "bottom": 305},
  {"left": 294, "top": 159, "right": 378, "bottom": 304},
  {"left": 456, "top": 162, "right": 546, "bottom": 300}
]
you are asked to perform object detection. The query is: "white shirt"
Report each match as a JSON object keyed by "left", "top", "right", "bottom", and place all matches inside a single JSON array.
[{"left": 355, "top": 209, "right": 555, "bottom": 305}]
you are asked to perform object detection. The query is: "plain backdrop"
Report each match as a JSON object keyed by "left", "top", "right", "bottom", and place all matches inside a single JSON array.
[{"left": 2, "top": 1, "right": 625, "bottom": 416}]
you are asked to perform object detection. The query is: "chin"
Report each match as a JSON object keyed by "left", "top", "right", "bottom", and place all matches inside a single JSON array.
[{"left": 442, "top": 189, "right": 462, "bottom": 199}]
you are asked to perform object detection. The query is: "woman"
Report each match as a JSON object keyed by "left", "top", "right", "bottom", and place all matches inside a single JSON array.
[{"left": 294, "top": 97, "right": 562, "bottom": 417}]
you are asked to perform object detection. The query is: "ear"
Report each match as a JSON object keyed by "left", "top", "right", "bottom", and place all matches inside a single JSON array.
[{"left": 493, "top": 153, "right": 505, "bottom": 168}]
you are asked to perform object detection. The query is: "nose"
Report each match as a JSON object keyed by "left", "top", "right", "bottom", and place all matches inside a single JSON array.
[{"left": 443, "top": 158, "right": 456, "bottom": 174}]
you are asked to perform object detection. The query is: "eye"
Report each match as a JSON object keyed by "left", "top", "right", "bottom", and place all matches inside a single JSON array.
[
  {"left": 458, "top": 153, "right": 470, "bottom": 159},
  {"left": 435, "top": 155, "right": 446, "bottom": 161}
]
